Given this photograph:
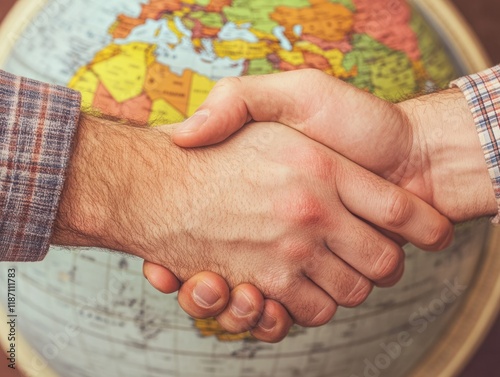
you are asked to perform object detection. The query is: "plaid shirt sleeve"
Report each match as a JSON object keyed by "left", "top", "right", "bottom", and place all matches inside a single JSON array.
[
  {"left": 0, "top": 70, "right": 81, "bottom": 261},
  {"left": 451, "top": 66, "right": 500, "bottom": 224}
]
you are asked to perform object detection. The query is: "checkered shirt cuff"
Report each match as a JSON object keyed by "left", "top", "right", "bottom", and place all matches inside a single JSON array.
[
  {"left": 451, "top": 66, "right": 500, "bottom": 223},
  {"left": 0, "top": 70, "right": 81, "bottom": 261}
]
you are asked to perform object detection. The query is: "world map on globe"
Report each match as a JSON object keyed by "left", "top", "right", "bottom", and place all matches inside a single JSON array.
[
  {"left": 0, "top": 0, "right": 493, "bottom": 377},
  {"left": 67, "top": 0, "right": 456, "bottom": 127}
]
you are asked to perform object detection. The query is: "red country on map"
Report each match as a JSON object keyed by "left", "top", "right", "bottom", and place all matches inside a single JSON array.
[{"left": 353, "top": 0, "right": 421, "bottom": 61}]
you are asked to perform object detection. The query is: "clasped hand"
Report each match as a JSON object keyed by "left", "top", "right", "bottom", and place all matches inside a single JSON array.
[{"left": 137, "top": 70, "right": 486, "bottom": 343}]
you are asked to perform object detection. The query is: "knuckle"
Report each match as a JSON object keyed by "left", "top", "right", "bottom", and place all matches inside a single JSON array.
[
  {"left": 383, "top": 190, "right": 413, "bottom": 229},
  {"left": 285, "top": 189, "right": 325, "bottom": 228},
  {"left": 302, "top": 68, "right": 327, "bottom": 82},
  {"left": 215, "top": 76, "right": 242, "bottom": 92},
  {"left": 264, "top": 277, "right": 334, "bottom": 327},
  {"left": 342, "top": 277, "right": 373, "bottom": 307},
  {"left": 370, "top": 243, "right": 404, "bottom": 281}
]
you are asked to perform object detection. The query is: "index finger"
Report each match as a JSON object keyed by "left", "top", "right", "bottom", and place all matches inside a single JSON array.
[{"left": 335, "top": 157, "right": 454, "bottom": 251}]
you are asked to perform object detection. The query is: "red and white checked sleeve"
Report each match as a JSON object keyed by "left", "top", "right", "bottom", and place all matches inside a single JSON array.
[
  {"left": 0, "top": 70, "right": 81, "bottom": 261},
  {"left": 452, "top": 66, "right": 500, "bottom": 223}
]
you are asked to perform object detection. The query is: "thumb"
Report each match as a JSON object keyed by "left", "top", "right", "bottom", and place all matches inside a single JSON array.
[
  {"left": 172, "top": 77, "right": 252, "bottom": 147},
  {"left": 172, "top": 70, "right": 412, "bottom": 175}
]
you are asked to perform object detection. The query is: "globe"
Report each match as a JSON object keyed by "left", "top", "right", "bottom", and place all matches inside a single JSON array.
[{"left": 0, "top": 1, "right": 499, "bottom": 377}]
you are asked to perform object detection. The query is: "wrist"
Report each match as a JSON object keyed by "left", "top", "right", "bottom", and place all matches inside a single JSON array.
[
  {"left": 52, "top": 114, "right": 130, "bottom": 250},
  {"left": 397, "top": 88, "right": 497, "bottom": 222},
  {"left": 51, "top": 114, "right": 180, "bottom": 258}
]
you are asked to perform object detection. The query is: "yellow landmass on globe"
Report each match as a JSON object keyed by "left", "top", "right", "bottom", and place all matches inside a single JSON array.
[
  {"left": 213, "top": 40, "right": 272, "bottom": 61},
  {"left": 69, "top": 40, "right": 217, "bottom": 124},
  {"left": 194, "top": 318, "right": 253, "bottom": 341},
  {"left": 167, "top": 19, "right": 185, "bottom": 40},
  {"left": 192, "top": 38, "right": 203, "bottom": 49},
  {"left": 193, "top": 317, "right": 306, "bottom": 341},
  {"left": 68, "top": 68, "right": 99, "bottom": 107},
  {"left": 412, "top": 60, "right": 428, "bottom": 86},
  {"left": 325, "top": 49, "right": 357, "bottom": 78},
  {"left": 187, "top": 73, "right": 217, "bottom": 116},
  {"left": 93, "top": 44, "right": 122, "bottom": 65},
  {"left": 92, "top": 43, "right": 154, "bottom": 103},
  {"left": 149, "top": 98, "right": 186, "bottom": 126},
  {"left": 277, "top": 49, "right": 305, "bottom": 66},
  {"left": 249, "top": 28, "right": 279, "bottom": 43}
]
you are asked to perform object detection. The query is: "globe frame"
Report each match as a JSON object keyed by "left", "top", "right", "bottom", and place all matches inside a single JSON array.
[{"left": 0, "top": 0, "right": 498, "bottom": 376}]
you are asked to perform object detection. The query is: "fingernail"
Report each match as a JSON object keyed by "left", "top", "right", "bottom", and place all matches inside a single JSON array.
[
  {"left": 192, "top": 281, "right": 221, "bottom": 308},
  {"left": 175, "top": 111, "right": 209, "bottom": 134},
  {"left": 231, "top": 291, "right": 254, "bottom": 318},
  {"left": 259, "top": 311, "right": 277, "bottom": 331}
]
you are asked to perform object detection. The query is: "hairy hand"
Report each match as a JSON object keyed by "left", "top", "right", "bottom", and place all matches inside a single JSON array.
[{"left": 52, "top": 112, "right": 452, "bottom": 342}]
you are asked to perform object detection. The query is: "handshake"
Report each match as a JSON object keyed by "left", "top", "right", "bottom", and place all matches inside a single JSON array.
[{"left": 52, "top": 69, "right": 497, "bottom": 343}]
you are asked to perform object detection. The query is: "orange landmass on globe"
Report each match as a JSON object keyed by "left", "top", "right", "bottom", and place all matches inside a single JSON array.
[
  {"left": 271, "top": 0, "right": 353, "bottom": 44},
  {"left": 353, "top": 0, "right": 421, "bottom": 61},
  {"left": 193, "top": 317, "right": 305, "bottom": 341},
  {"left": 278, "top": 50, "right": 330, "bottom": 71},
  {"left": 213, "top": 39, "right": 272, "bottom": 60},
  {"left": 205, "top": 0, "right": 233, "bottom": 13},
  {"left": 201, "top": 26, "right": 219, "bottom": 38},
  {"left": 142, "top": 0, "right": 182, "bottom": 18},
  {"left": 301, "top": 34, "right": 352, "bottom": 53},
  {"left": 191, "top": 19, "right": 220, "bottom": 39},
  {"left": 144, "top": 62, "right": 193, "bottom": 116},
  {"left": 303, "top": 51, "right": 331, "bottom": 70},
  {"left": 194, "top": 318, "right": 252, "bottom": 341},
  {"left": 110, "top": 15, "right": 146, "bottom": 40},
  {"left": 93, "top": 83, "right": 152, "bottom": 125},
  {"left": 111, "top": 0, "right": 182, "bottom": 39},
  {"left": 412, "top": 59, "right": 428, "bottom": 85},
  {"left": 274, "top": 40, "right": 356, "bottom": 79}
]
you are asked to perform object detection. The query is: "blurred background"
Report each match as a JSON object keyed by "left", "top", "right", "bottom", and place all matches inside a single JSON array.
[{"left": 0, "top": 0, "right": 498, "bottom": 376}]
